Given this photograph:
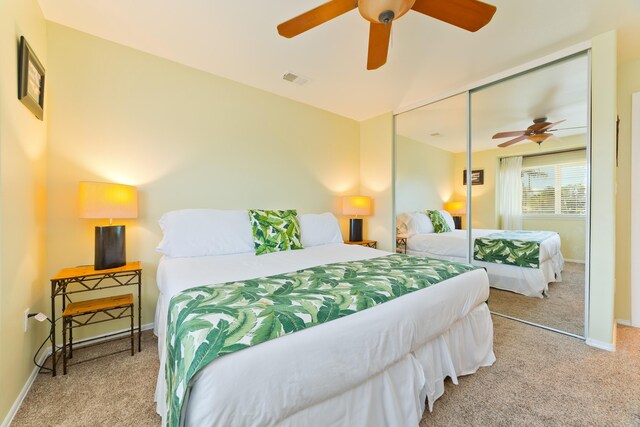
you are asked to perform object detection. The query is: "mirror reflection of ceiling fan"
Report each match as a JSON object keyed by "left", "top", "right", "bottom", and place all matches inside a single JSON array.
[
  {"left": 277, "top": 0, "right": 497, "bottom": 70},
  {"left": 492, "top": 117, "right": 572, "bottom": 148}
]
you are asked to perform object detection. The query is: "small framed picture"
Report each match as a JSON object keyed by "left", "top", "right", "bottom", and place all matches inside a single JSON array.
[
  {"left": 463, "top": 169, "right": 484, "bottom": 185},
  {"left": 18, "top": 36, "right": 45, "bottom": 120}
]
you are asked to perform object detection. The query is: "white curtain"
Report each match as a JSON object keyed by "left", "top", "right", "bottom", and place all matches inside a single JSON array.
[{"left": 499, "top": 156, "right": 523, "bottom": 230}]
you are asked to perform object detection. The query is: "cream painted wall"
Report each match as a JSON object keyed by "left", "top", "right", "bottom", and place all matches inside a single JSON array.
[
  {"left": 614, "top": 58, "right": 640, "bottom": 322},
  {"left": 0, "top": 0, "right": 48, "bottom": 423},
  {"left": 395, "top": 135, "right": 455, "bottom": 214},
  {"left": 360, "top": 113, "right": 394, "bottom": 251},
  {"left": 589, "top": 31, "right": 617, "bottom": 347},
  {"left": 522, "top": 219, "right": 586, "bottom": 262},
  {"left": 45, "top": 23, "right": 360, "bottom": 340},
  {"left": 450, "top": 136, "right": 587, "bottom": 261}
]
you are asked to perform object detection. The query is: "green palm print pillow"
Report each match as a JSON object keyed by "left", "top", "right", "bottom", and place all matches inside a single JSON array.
[
  {"left": 426, "top": 210, "right": 451, "bottom": 233},
  {"left": 248, "top": 209, "right": 303, "bottom": 255}
]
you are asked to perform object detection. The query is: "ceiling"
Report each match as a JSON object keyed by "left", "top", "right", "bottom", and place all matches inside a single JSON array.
[
  {"left": 397, "top": 53, "right": 589, "bottom": 153},
  {"left": 37, "top": 0, "right": 640, "bottom": 121}
]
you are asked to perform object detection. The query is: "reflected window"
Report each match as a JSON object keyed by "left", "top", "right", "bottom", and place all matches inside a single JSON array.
[{"left": 520, "top": 150, "right": 587, "bottom": 216}]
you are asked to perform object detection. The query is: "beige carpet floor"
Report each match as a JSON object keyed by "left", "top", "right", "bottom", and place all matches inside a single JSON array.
[
  {"left": 12, "top": 318, "right": 640, "bottom": 426},
  {"left": 488, "top": 262, "right": 585, "bottom": 336}
]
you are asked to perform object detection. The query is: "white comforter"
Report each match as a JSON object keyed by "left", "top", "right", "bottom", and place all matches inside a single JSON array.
[
  {"left": 154, "top": 244, "right": 493, "bottom": 426},
  {"left": 406, "top": 229, "right": 561, "bottom": 262}
]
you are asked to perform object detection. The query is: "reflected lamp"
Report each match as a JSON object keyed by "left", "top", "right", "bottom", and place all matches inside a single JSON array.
[
  {"left": 79, "top": 181, "right": 138, "bottom": 270},
  {"left": 342, "top": 196, "right": 372, "bottom": 242},
  {"left": 443, "top": 201, "right": 466, "bottom": 230}
]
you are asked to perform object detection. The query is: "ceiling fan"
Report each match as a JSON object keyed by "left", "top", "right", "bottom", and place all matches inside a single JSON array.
[
  {"left": 277, "top": 0, "right": 497, "bottom": 70},
  {"left": 493, "top": 117, "right": 567, "bottom": 148}
]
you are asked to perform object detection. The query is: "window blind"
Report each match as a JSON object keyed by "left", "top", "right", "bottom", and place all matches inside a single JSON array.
[{"left": 521, "top": 158, "right": 587, "bottom": 216}]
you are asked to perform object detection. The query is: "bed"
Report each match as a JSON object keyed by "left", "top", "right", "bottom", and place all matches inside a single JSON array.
[
  {"left": 397, "top": 212, "right": 564, "bottom": 297},
  {"left": 153, "top": 210, "right": 495, "bottom": 426}
]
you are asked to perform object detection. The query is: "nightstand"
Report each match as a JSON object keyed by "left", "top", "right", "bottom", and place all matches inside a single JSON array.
[
  {"left": 396, "top": 236, "right": 407, "bottom": 254},
  {"left": 50, "top": 262, "right": 142, "bottom": 376},
  {"left": 345, "top": 240, "right": 377, "bottom": 249}
]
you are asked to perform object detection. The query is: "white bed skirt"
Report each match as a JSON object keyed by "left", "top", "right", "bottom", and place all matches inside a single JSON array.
[
  {"left": 158, "top": 303, "right": 494, "bottom": 426},
  {"left": 276, "top": 303, "right": 495, "bottom": 427},
  {"left": 406, "top": 249, "right": 564, "bottom": 298}
]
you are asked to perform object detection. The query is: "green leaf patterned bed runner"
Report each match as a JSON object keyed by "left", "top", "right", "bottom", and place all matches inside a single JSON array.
[
  {"left": 165, "top": 254, "right": 477, "bottom": 426},
  {"left": 473, "top": 230, "right": 556, "bottom": 268}
]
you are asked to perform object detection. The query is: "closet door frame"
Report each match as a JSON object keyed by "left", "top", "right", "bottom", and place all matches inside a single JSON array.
[{"left": 631, "top": 91, "right": 640, "bottom": 327}]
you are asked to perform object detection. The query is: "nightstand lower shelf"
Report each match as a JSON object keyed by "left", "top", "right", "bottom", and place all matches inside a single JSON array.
[{"left": 62, "top": 293, "right": 135, "bottom": 375}]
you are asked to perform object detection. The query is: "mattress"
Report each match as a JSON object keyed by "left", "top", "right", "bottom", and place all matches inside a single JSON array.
[{"left": 154, "top": 243, "right": 494, "bottom": 426}]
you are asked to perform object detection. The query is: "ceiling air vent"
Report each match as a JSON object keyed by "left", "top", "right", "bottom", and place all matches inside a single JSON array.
[{"left": 282, "top": 71, "right": 309, "bottom": 86}]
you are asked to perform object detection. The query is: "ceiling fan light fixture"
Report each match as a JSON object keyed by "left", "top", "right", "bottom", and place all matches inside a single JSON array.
[
  {"left": 528, "top": 133, "right": 552, "bottom": 144},
  {"left": 358, "top": 0, "right": 415, "bottom": 23}
]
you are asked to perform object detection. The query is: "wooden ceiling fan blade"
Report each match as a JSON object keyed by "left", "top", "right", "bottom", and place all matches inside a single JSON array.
[
  {"left": 493, "top": 130, "right": 526, "bottom": 139},
  {"left": 498, "top": 134, "right": 528, "bottom": 148},
  {"left": 367, "top": 22, "right": 392, "bottom": 70},
  {"left": 411, "top": 0, "right": 497, "bottom": 32},
  {"left": 277, "top": 0, "right": 357, "bottom": 38},
  {"left": 539, "top": 119, "right": 566, "bottom": 132}
]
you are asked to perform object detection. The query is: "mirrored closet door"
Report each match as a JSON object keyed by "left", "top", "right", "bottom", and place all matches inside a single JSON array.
[
  {"left": 395, "top": 93, "right": 469, "bottom": 262},
  {"left": 394, "top": 51, "right": 590, "bottom": 339},
  {"left": 470, "top": 53, "right": 590, "bottom": 337}
]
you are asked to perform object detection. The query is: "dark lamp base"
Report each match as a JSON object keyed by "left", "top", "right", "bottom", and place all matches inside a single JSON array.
[
  {"left": 95, "top": 225, "right": 126, "bottom": 270},
  {"left": 452, "top": 216, "right": 462, "bottom": 230},
  {"left": 349, "top": 218, "right": 363, "bottom": 242}
]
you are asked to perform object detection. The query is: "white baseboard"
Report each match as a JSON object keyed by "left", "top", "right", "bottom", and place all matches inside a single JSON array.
[
  {"left": 564, "top": 259, "right": 586, "bottom": 264},
  {"left": 65, "top": 322, "right": 155, "bottom": 349},
  {"left": 1, "top": 322, "right": 154, "bottom": 427},
  {"left": 616, "top": 319, "right": 632, "bottom": 327},
  {"left": 585, "top": 338, "right": 616, "bottom": 352},
  {"left": 1, "top": 347, "right": 51, "bottom": 427}
]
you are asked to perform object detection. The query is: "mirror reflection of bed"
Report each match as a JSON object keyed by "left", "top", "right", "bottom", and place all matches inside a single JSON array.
[{"left": 394, "top": 52, "right": 588, "bottom": 338}]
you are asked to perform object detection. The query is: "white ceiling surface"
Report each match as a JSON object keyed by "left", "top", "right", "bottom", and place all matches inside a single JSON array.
[
  {"left": 37, "top": 0, "right": 640, "bottom": 121},
  {"left": 397, "top": 54, "right": 589, "bottom": 153}
]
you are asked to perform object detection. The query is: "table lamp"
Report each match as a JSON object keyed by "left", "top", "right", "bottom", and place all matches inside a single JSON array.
[
  {"left": 79, "top": 181, "right": 138, "bottom": 270},
  {"left": 342, "top": 196, "right": 372, "bottom": 242},
  {"left": 443, "top": 200, "right": 466, "bottom": 230}
]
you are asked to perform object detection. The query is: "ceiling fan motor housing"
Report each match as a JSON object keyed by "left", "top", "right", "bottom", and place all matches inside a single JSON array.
[{"left": 358, "top": 0, "right": 416, "bottom": 23}]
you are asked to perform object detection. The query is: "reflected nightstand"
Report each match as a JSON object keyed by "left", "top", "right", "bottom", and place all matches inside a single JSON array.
[
  {"left": 345, "top": 240, "right": 377, "bottom": 249},
  {"left": 396, "top": 236, "right": 407, "bottom": 254}
]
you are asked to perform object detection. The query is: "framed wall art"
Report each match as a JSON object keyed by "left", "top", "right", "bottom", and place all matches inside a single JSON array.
[
  {"left": 18, "top": 36, "right": 45, "bottom": 120},
  {"left": 463, "top": 169, "right": 484, "bottom": 185}
]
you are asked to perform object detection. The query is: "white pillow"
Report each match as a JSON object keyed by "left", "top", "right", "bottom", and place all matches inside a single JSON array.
[
  {"left": 413, "top": 213, "right": 435, "bottom": 234},
  {"left": 299, "top": 213, "right": 343, "bottom": 247},
  {"left": 156, "top": 209, "right": 254, "bottom": 258},
  {"left": 396, "top": 212, "right": 435, "bottom": 236},
  {"left": 439, "top": 210, "right": 456, "bottom": 231}
]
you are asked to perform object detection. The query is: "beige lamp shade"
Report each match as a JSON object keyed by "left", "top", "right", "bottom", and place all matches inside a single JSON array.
[
  {"left": 443, "top": 201, "right": 466, "bottom": 215},
  {"left": 342, "top": 196, "right": 372, "bottom": 216},
  {"left": 79, "top": 181, "right": 138, "bottom": 220}
]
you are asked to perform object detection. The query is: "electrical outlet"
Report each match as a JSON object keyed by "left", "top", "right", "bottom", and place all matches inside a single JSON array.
[{"left": 24, "top": 308, "right": 30, "bottom": 332}]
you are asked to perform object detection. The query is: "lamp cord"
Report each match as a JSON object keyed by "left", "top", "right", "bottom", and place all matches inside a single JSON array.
[{"left": 32, "top": 316, "right": 63, "bottom": 374}]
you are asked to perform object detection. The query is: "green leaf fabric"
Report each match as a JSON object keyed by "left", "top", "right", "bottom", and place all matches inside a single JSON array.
[
  {"left": 426, "top": 210, "right": 451, "bottom": 233},
  {"left": 248, "top": 209, "right": 303, "bottom": 255},
  {"left": 165, "top": 254, "right": 477, "bottom": 426},
  {"left": 473, "top": 230, "right": 556, "bottom": 268}
]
